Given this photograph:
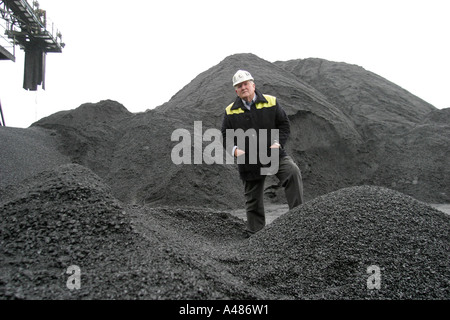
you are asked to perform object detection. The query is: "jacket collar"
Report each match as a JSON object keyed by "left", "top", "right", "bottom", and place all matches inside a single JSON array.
[{"left": 231, "top": 89, "right": 268, "bottom": 110}]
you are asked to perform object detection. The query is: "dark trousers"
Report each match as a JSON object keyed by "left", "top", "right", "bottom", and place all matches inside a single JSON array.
[{"left": 243, "top": 156, "right": 304, "bottom": 234}]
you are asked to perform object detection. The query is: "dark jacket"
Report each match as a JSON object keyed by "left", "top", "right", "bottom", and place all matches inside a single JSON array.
[{"left": 221, "top": 89, "right": 290, "bottom": 181}]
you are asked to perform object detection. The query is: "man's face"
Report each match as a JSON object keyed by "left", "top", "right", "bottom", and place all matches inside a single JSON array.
[{"left": 235, "top": 80, "right": 256, "bottom": 102}]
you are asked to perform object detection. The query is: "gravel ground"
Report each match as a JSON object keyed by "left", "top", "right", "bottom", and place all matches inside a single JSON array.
[{"left": 1, "top": 164, "right": 448, "bottom": 300}]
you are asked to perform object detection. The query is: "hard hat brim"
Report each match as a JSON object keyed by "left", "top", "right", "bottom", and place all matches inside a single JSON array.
[{"left": 233, "top": 77, "right": 254, "bottom": 87}]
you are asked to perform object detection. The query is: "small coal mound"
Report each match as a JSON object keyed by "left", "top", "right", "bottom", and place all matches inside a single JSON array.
[
  {"left": 232, "top": 185, "right": 450, "bottom": 299},
  {"left": 0, "top": 164, "right": 134, "bottom": 299},
  {"left": 0, "top": 164, "right": 264, "bottom": 299}
]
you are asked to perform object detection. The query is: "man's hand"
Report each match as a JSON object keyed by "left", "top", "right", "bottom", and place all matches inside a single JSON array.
[
  {"left": 235, "top": 148, "right": 246, "bottom": 157},
  {"left": 270, "top": 142, "right": 281, "bottom": 149}
]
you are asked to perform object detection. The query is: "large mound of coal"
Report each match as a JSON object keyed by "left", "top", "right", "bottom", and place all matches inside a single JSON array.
[
  {"left": 26, "top": 53, "right": 450, "bottom": 207},
  {"left": 32, "top": 100, "right": 244, "bottom": 209},
  {"left": 232, "top": 186, "right": 449, "bottom": 299},
  {"left": 1, "top": 53, "right": 449, "bottom": 300},
  {"left": 274, "top": 58, "right": 450, "bottom": 203}
]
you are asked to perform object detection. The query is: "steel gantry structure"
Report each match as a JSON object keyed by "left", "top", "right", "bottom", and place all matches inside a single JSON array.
[
  {"left": 0, "top": 0, "right": 64, "bottom": 126},
  {"left": 0, "top": 0, "right": 64, "bottom": 56}
]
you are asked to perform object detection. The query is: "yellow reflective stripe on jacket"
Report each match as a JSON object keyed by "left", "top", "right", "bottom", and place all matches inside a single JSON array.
[
  {"left": 225, "top": 102, "right": 245, "bottom": 115},
  {"left": 256, "top": 95, "right": 277, "bottom": 109},
  {"left": 225, "top": 95, "right": 277, "bottom": 115}
]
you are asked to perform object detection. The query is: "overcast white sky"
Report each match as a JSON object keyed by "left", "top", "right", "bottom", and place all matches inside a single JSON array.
[{"left": 1, "top": 0, "right": 449, "bottom": 128}]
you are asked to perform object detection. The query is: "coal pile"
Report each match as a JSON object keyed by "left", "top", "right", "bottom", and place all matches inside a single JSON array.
[
  {"left": 273, "top": 57, "right": 450, "bottom": 203},
  {"left": 232, "top": 186, "right": 449, "bottom": 299},
  {"left": 0, "top": 164, "right": 144, "bottom": 299},
  {"left": 0, "top": 126, "right": 70, "bottom": 188},
  {"left": 32, "top": 100, "right": 244, "bottom": 209},
  {"left": 1, "top": 164, "right": 448, "bottom": 299},
  {"left": 1, "top": 53, "right": 449, "bottom": 300},
  {"left": 24, "top": 54, "right": 450, "bottom": 207},
  {"left": 0, "top": 164, "right": 261, "bottom": 299}
]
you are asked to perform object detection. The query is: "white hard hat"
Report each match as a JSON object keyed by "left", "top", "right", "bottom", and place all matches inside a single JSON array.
[{"left": 232, "top": 70, "right": 254, "bottom": 87}]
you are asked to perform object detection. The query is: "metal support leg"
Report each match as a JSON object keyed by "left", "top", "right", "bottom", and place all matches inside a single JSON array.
[{"left": 0, "top": 99, "right": 5, "bottom": 126}]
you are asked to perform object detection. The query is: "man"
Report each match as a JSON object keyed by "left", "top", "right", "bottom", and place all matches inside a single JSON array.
[{"left": 221, "top": 70, "right": 304, "bottom": 236}]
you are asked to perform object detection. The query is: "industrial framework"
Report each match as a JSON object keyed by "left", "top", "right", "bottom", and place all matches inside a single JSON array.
[{"left": 0, "top": 0, "right": 64, "bottom": 126}]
